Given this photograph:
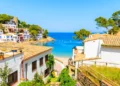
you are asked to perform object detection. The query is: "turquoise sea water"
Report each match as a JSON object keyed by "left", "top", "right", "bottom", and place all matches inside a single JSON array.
[{"left": 43, "top": 33, "right": 83, "bottom": 57}]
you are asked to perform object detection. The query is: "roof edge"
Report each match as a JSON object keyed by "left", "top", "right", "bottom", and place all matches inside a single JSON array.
[{"left": 23, "top": 48, "right": 52, "bottom": 61}]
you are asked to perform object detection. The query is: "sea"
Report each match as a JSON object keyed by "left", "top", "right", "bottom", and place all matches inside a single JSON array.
[{"left": 43, "top": 32, "right": 83, "bottom": 58}]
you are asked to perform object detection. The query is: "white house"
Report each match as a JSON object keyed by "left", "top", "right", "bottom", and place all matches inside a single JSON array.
[
  {"left": 72, "top": 34, "right": 120, "bottom": 67},
  {"left": 0, "top": 33, "right": 18, "bottom": 43},
  {"left": 36, "top": 31, "right": 43, "bottom": 40},
  {"left": 72, "top": 34, "right": 120, "bottom": 79},
  {"left": 0, "top": 42, "right": 52, "bottom": 86},
  {"left": 2, "top": 17, "right": 18, "bottom": 33},
  {"left": 0, "top": 48, "right": 23, "bottom": 86},
  {"left": 22, "top": 44, "right": 52, "bottom": 81},
  {"left": 23, "top": 29, "right": 30, "bottom": 40}
]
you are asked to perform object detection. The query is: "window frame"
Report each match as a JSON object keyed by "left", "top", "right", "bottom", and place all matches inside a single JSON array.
[
  {"left": 44, "top": 68, "right": 49, "bottom": 77},
  {"left": 32, "top": 60, "right": 37, "bottom": 72},
  {"left": 45, "top": 55, "right": 48, "bottom": 62},
  {"left": 40, "top": 57, "right": 43, "bottom": 67}
]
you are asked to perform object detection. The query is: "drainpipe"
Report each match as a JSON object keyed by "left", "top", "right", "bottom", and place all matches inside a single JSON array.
[{"left": 21, "top": 60, "right": 24, "bottom": 80}]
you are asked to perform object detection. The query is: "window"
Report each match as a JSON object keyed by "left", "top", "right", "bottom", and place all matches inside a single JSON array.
[
  {"left": 32, "top": 61, "right": 37, "bottom": 72},
  {"left": 44, "top": 68, "right": 49, "bottom": 77},
  {"left": 40, "top": 57, "right": 43, "bottom": 66},
  {"left": 8, "top": 71, "right": 18, "bottom": 85},
  {"left": 45, "top": 55, "right": 48, "bottom": 62},
  {"left": 7, "top": 36, "right": 9, "bottom": 38}
]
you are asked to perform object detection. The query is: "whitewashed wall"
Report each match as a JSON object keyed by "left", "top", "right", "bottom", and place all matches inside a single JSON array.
[
  {"left": 76, "top": 46, "right": 84, "bottom": 53},
  {"left": 23, "top": 50, "right": 52, "bottom": 81},
  {"left": 0, "top": 53, "right": 23, "bottom": 82},
  {"left": 100, "top": 47, "right": 120, "bottom": 64},
  {"left": 84, "top": 39, "right": 102, "bottom": 58},
  {"left": 72, "top": 49, "right": 75, "bottom": 60}
]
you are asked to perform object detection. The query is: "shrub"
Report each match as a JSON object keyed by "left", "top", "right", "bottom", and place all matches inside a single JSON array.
[
  {"left": 58, "top": 68, "right": 76, "bottom": 86},
  {"left": 18, "top": 81, "right": 32, "bottom": 86},
  {"left": 51, "top": 70, "right": 56, "bottom": 78},
  {"left": 19, "top": 72, "right": 45, "bottom": 86}
]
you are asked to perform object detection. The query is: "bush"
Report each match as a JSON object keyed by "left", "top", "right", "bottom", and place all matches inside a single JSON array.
[
  {"left": 18, "top": 81, "right": 32, "bottom": 86},
  {"left": 19, "top": 72, "right": 45, "bottom": 86},
  {"left": 51, "top": 70, "right": 56, "bottom": 78},
  {"left": 58, "top": 68, "right": 76, "bottom": 86}
]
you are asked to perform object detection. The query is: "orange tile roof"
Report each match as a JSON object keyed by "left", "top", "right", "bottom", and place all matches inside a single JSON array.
[
  {"left": 115, "top": 31, "right": 120, "bottom": 36},
  {"left": 84, "top": 34, "right": 106, "bottom": 42},
  {"left": 84, "top": 33, "right": 120, "bottom": 47},
  {"left": 0, "top": 42, "right": 52, "bottom": 61},
  {"left": 22, "top": 44, "right": 52, "bottom": 61},
  {"left": 102, "top": 35, "right": 120, "bottom": 47},
  {"left": 74, "top": 53, "right": 99, "bottom": 61},
  {"left": 74, "top": 53, "right": 85, "bottom": 61}
]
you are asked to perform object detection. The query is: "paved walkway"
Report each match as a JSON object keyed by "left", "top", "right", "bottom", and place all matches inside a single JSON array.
[
  {"left": 55, "top": 57, "right": 69, "bottom": 66},
  {"left": 54, "top": 57, "right": 69, "bottom": 75}
]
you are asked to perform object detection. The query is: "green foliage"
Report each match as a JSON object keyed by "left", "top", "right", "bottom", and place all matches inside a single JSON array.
[
  {"left": 95, "top": 17, "right": 115, "bottom": 30},
  {"left": 18, "top": 81, "right": 32, "bottom": 86},
  {"left": 95, "top": 10, "right": 120, "bottom": 35},
  {"left": 74, "top": 28, "right": 91, "bottom": 41},
  {"left": 51, "top": 71, "right": 56, "bottom": 78},
  {"left": 108, "top": 26, "right": 119, "bottom": 35},
  {"left": 43, "top": 29, "right": 48, "bottom": 38},
  {"left": 29, "top": 25, "right": 42, "bottom": 40},
  {"left": 46, "top": 54, "right": 55, "bottom": 71},
  {"left": 33, "top": 72, "right": 44, "bottom": 84},
  {"left": 0, "top": 63, "right": 11, "bottom": 86},
  {"left": 112, "top": 10, "right": 120, "bottom": 27},
  {"left": 0, "top": 23, "right": 6, "bottom": 33},
  {"left": 18, "top": 20, "right": 30, "bottom": 28},
  {"left": 58, "top": 68, "right": 76, "bottom": 86},
  {"left": 50, "top": 77, "right": 57, "bottom": 82},
  {"left": 19, "top": 72, "right": 45, "bottom": 86},
  {"left": 95, "top": 17, "right": 109, "bottom": 29},
  {"left": 91, "top": 65, "right": 120, "bottom": 84},
  {"left": 0, "top": 14, "right": 13, "bottom": 23}
]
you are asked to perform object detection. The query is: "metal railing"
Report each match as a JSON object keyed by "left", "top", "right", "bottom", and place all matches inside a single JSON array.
[{"left": 81, "top": 60, "right": 120, "bottom": 68}]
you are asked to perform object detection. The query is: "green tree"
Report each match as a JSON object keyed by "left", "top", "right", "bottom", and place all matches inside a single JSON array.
[
  {"left": 112, "top": 10, "right": 120, "bottom": 27},
  {"left": 95, "top": 17, "right": 116, "bottom": 33},
  {"left": 46, "top": 54, "right": 55, "bottom": 72},
  {"left": 0, "top": 14, "right": 13, "bottom": 23},
  {"left": 0, "top": 24, "right": 6, "bottom": 33},
  {"left": 42, "top": 29, "right": 48, "bottom": 38},
  {"left": 0, "top": 63, "right": 11, "bottom": 86},
  {"left": 18, "top": 20, "right": 30, "bottom": 28},
  {"left": 58, "top": 68, "right": 76, "bottom": 86},
  {"left": 29, "top": 25, "right": 42, "bottom": 40},
  {"left": 108, "top": 26, "right": 119, "bottom": 35},
  {"left": 74, "top": 28, "right": 91, "bottom": 41}
]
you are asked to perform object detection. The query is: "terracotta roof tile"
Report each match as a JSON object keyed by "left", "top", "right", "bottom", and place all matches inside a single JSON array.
[
  {"left": 0, "top": 42, "right": 52, "bottom": 61},
  {"left": 84, "top": 33, "right": 120, "bottom": 47},
  {"left": 84, "top": 34, "right": 109, "bottom": 42},
  {"left": 102, "top": 35, "right": 120, "bottom": 47}
]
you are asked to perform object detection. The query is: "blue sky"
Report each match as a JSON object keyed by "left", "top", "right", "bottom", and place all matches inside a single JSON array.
[{"left": 0, "top": 0, "right": 120, "bottom": 32}]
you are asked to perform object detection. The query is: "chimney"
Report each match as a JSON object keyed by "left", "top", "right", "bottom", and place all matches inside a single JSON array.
[
  {"left": 0, "top": 52, "right": 4, "bottom": 60},
  {"left": 89, "top": 35, "right": 92, "bottom": 38}
]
